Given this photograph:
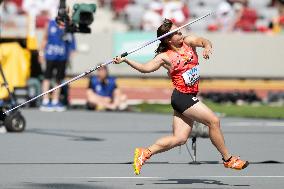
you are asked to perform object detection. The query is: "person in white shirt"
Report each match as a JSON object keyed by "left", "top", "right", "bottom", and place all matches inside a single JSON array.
[
  {"left": 142, "top": 0, "right": 163, "bottom": 31},
  {"left": 162, "top": 0, "right": 186, "bottom": 26}
]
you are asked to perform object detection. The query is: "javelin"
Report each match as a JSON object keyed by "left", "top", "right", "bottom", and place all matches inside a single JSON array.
[{"left": 4, "top": 13, "right": 212, "bottom": 114}]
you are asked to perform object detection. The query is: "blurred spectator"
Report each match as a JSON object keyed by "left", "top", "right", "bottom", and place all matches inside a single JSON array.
[
  {"left": 270, "top": 0, "right": 278, "bottom": 6},
  {"left": 22, "top": 0, "right": 59, "bottom": 28},
  {"left": 86, "top": 66, "right": 128, "bottom": 111},
  {"left": 212, "top": 0, "right": 236, "bottom": 32},
  {"left": 141, "top": 0, "right": 163, "bottom": 31},
  {"left": 22, "top": 0, "right": 44, "bottom": 16},
  {"left": 234, "top": 1, "right": 258, "bottom": 32},
  {"left": 112, "top": 0, "right": 129, "bottom": 19},
  {"left": 272, "top": 0, "right": 284, "bottom": 33},
  {"left": 39, "top": 19, "right": 76, "bottom": 112},
  {"left": 208, "top": 0, "right": 256, "bottom": 32},
  {"left": 0, "top": 0, "right": 19, "bottom": 27},
  {"left": 0, "top": 0, "right": 28, "bottom": 30},
  {"left": 36, "top": 10, "right": 50, "bottom": 28},
  {"left": 42, "top": 0, "right": 59, "bottom": 19},
  {"left": 10, "top": 0, "right": 23, "bottom": 9},
  {"left": 98, "top": 0, "right": 112, "bottom": 8},
  {"left": 124, "top": 0, "right": 145, "bottom": 30},
  {"left": 162, "top": 0, "right": 189, "bottom": 26}
]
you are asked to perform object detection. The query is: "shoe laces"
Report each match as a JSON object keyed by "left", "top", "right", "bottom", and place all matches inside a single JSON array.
[
  {"left": 230, "top": 156, "right": 244, "bottom": 167},
  {"left": 138, "top": 151, "right": 151, "bottom": 165}
]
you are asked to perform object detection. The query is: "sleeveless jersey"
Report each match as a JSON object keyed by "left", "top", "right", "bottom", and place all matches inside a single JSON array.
[{"left": 166, "top": 42, "right": 199, "bottom": 93}]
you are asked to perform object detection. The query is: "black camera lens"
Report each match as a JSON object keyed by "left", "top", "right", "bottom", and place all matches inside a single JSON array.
[{"left": 79, "top": 12, "right": 94, "bottom": 25}]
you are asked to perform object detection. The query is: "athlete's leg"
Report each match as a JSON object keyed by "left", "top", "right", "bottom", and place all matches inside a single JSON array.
[
  {"left": 133, "top": 110, "right": 193, "bottom": 175},
  {"left": 148, "top": 111, "right": 193, "bottom": 155},
  {"left": 182, "top": 101, "right": 230, "bottom": 160}
]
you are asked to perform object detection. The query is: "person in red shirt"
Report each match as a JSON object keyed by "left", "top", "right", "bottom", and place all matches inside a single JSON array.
[
  {"left": 234, "top": 1, "right": 258, "bottom": 32},
  {"left": 114, "top": 19, "right": 249, "bottom": 175},
  {"left": 112, "top": 0, "right": 129, "bottom": 19}
]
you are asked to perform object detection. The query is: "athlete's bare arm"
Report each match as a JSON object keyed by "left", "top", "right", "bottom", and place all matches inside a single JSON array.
[
  {"left": 184, "top": 35, "right": 212, "bottom": 59},
  {"left": 113, "top": 53, "right": 168, "bottom": 73}
]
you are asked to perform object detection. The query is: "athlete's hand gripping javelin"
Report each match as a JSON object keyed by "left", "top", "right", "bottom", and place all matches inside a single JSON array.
[{"left": 113, "top": 56, "right": 126, "bottom": 64}]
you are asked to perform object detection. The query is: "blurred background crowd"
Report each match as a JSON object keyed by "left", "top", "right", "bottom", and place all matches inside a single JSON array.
[{"left": 1, "top": 0, "right": 284, "bottom": 33}]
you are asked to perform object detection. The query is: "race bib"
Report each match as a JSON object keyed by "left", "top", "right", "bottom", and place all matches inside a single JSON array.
[
  {"left": 182, "top": 65, "right": 200, "bottom": 86},
  {"left": 46, "top": 45, "right": 65, "bottom": 56}
]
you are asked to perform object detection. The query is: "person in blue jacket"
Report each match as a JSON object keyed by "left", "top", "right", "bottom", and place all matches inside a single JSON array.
[
  {"left": 39, "top": 19, "right": 76, "bottom": 112},
  {"left": 87, "top": 66, "right": 127, "bottom": 111}
]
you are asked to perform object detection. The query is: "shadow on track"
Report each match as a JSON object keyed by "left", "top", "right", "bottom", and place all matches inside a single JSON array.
[
  {"left": 154, "top": 178, "right": 250, "bottom": 187},
  {"left": 154, "top": 178, "right": 229, "bottom": 186},
  {"left": 27, "top": 129, "right": 105, "bottom": 142}
]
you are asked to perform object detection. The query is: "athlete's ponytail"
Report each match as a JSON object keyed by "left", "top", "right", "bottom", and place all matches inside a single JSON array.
[{"left": 155, "top": 19, "right": 173, "bottom": 55}]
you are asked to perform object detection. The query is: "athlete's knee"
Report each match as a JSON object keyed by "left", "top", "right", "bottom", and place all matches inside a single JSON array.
[
  {"left": 176, "top": 136, "right": 188, "bottom": 145},
  {"left": 208, "top": 115, "right": 220, "bottom": 129}
]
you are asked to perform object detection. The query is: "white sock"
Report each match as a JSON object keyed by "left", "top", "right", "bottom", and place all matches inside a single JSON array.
[
  {"left": 52, "top": 99, "right": 59, "bottom": 105},
  {"left": 42, "top": 99, "right": 49, "bottom": 104},
  {"left": 118, "top": 102, "right": 128, "bottom": 110}
]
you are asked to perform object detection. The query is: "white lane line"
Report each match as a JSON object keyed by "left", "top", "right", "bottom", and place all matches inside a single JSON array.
[
  {"left": 76, "top": 177, "right": 162, "bottom": 179},
  {"left": 30, "top": 177, "right": 162, "bottom": 179},
  {"left": 224, "top": 122, "right": 284, "bottom": 127},
  {"left": 30, "top": 176, "right": 284, "bottom": 179},
  {"left": 191, "top": 176, "right": 284, "bottom": 178}
]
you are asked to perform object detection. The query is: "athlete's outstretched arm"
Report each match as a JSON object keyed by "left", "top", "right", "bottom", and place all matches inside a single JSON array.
[
  {"left": 113, "top": 54, "right": 165, "bottom": 73},
  {"left": 184, "top": 35, "right": 212, "bottom": 59}
]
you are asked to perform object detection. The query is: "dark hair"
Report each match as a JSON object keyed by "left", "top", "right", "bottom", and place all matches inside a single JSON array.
[
  {"left": 98, "top": 65, "right": 108, "bottom": 73},
  {"left": 155, "top": 19, "right": 173, "bottom": 55}
]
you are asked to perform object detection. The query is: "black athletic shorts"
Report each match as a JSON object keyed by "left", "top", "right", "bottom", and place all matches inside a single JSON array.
[
  {"left": 171, "top": 89, "right": 199, "bottom": 114},
  {"left": 44, "top": 60, "right": 67, "bottom": 81}
]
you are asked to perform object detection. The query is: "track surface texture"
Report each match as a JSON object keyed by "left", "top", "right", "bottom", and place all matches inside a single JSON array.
[{"left": 0, "top": 109, "right": 284, "bottom": 189}]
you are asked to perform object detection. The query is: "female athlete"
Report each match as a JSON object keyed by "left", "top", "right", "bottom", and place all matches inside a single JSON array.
[{"left": 113, "top": 19, "right": 249, "bottom": 175}]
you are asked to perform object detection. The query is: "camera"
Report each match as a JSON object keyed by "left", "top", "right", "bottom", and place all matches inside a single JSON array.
[{"left": 56, "top": 0, "right": 96, "bottom": 33}]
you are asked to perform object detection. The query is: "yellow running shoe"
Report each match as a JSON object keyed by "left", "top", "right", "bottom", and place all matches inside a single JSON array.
[
  {"left": 223, "top": 156, "right": 249, "bottom": 170},
  {"left": 133, "top": 148, "right": 151, "bottom": 175}
]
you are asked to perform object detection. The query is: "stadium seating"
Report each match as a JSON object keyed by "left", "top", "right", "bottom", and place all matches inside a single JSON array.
[{"left": 3, "top": 0, "right": 282, "bottom": 33}]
